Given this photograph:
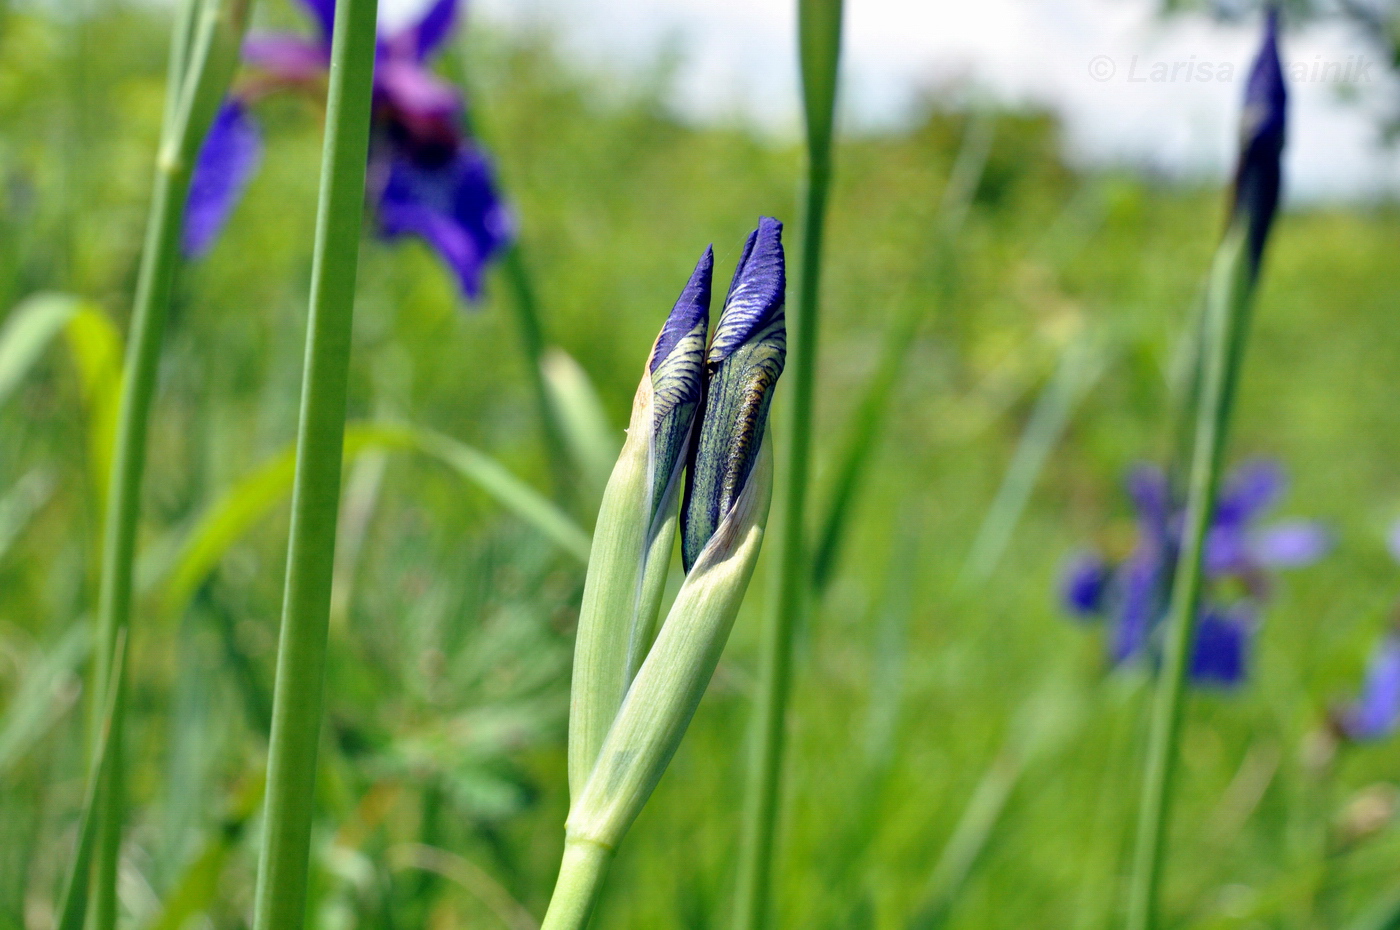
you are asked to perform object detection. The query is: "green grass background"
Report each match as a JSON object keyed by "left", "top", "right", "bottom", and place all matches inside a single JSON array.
[{"left": 3, "top": 3, "right": 1400, "bottom": 928}]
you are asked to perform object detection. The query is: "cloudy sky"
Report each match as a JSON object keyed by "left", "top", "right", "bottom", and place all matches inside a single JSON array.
[{"left": 407, "top": 0, "right": 1400, "bottom": 201}]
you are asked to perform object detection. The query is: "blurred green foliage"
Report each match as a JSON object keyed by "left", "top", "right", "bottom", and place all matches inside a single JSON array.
[{"left": 5, "top": 2, "right": 1400, "bottom": 928}]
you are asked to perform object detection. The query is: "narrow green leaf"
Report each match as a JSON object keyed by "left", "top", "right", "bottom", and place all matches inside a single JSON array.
[
  {"left": 0, "top": 624, "right": 89, "bottom": 778},
  {"left": 962, "top": 330, "right": 1110, "bottom": 582},
  {"left": 158, "top": 422, "right": 589, "bottom": 622},
  {"left": 541, "top": 349, "right": 620, "bottom": 505},
  {"left": 0, "top": 470, "right": 55, "bottom": 565},
  {"left": 0, "top": 293, "right": 81, "bottom": 408},
  {"left": 55, "top": 628, "right": 126, "bottom": 930},
  {"left": 809, "top": 112, "right": 993, "bottom": 592},
  {"left": 412, "top": 428, "right": 591, "bottom": 562}
]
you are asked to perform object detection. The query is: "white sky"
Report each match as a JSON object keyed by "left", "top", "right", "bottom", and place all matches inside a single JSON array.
[{"left": 385, "top": 0, "right": 1400, "bottom": 201}]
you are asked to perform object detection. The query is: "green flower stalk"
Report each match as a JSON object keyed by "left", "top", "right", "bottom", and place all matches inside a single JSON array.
[
  {"left": 86, "top": 0, "right": 251, "bottom": 923},
  {"left": 736, "top": 3, "right": 841, "bottom": 927},
  {"left": 568, "top": 247, "right": 711, "bottom": 797},
  {"left": 250, "top": 0, "right": 380, "bottom": 924},
  {"left": 546, "top": 219, "right": 786, "bottom": 930},
  {"left": 1126, "top": 9, "right": 1286, "bottom": 930}
]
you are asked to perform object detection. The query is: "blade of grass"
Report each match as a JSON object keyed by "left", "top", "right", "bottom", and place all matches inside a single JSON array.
[
  {"left": 55, "top": 628, "right": 125, "bottom": 930},
  {"left": 0, "top": 469, "right": 55, "bottom": 565},
  {"left": 0, "top": 292, "right": 80, "bottom": 407},
  {"left": 87, "top": 0, "right": 252, "bottom": 921},
  {"left": 961, "top": 330, "right": 1110, "bottom": 582},
  {"left": 0, "top": 622, "right": 88, "bottom": 778},
  {"left": 540, "top": 348, "right": 620, "bottom": 506},
  {"left": 809, "top": 111, "right": 993, "bottom": 593},
  {"left": 501, "top": 245, "right": 574, "bottom": 506},
  {"left": 734, "top": 3, "right": 842, "bottom": 927},
  {"left": 908, "top": 684, "right": 1083, "bottom": 930},
  {"left": 249, "top": 0, "right": 381, "bottom": 919},
  {"left": 155, "top": 421, "right": 588, "bottom": 623}
]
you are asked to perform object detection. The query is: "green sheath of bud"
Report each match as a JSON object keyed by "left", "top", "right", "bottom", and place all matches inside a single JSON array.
[
  {"left": 566, "top": 249, "right": 711, "bottom": 799},
  {"left": 564, "top": 435, "right": 773, "bottom": 856}
]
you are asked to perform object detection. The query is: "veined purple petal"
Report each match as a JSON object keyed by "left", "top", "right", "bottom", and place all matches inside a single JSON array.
[
  {"left": 183, "top": 100, "right": 262, "bottom": 257},
  {"left": 1215, "top": 457, "right": 1285, "bottom": 528},
  {"left": 652, "top": 247, "right": 712, "bottom": 375},
  {"left": 1190, "top": 606, "right": 1253, "bottom": 687},
  {"left": 293, "top": 0, "right": 336, "bottom": 41},
  {"left": 1337, "top": 632, "right": 1400, "bottom": 741},
  {"left": 1251, "top": 520, "right": 1331, "bottom": 568},
  {"left": 1232, "top": 6, "right": 1287, "bottom": 276},
  {"left": 376, "top": 143, "right": 513, "bottom": 301},
  {"left": 242, "top": 35, "right": 329, "bottom": 83},
  {"left": 1125, "top": 463, "right": 1171, "bottom": 538},
  {"left": 708, "top": 216, "right": 785, "bottom": 364},
  {"left": 1061, "top": 550, "right": 1111, "bottom": 618}
]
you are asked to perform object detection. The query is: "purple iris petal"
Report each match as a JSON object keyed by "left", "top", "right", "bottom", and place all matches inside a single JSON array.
[
  {"left": 242, "top": 35, "right": 330, "bottom": 82},
  {"left": 651, "top": 246, "right": 713, "bottom": 374},
  {"left": 1125, "top": 464, "right": 1171, "bottom": 538},
  {"left": 376, "top": 58, "right": 461, "bottom": 121},
  {"left": 408, "top": 0, "right": 458, "bottom": 60},
  {"left": 1204, "top": 521, "right": 1252, "bottom": 577},
  {"left": 1251, "top": 520, "right": 1331, "bottom": 568},
  {"left": 1215, "top": 458, "right": 1284, "bottom": 528},
  {"left": 1386, "top": 520, "right": 1400, "bottom": 564},
  {"left": 183, "top": 101, "right": 262, "bottom": 257},
  {"left": 708, "top": 217, "right": 786, "bottom": 364},
  {"left": 1061, "top": 551, "right": 1111, "bottom": 618},
  {"left": 1110, "top": 548, "right": 1165, "bottom": 665},
  {"left": 376, "top": 144, "right": 513, "bottom": 300},
  {"left": 293, "top": 0, "right": 336, "bottom": 41},
  {"left": 1337, "top": 633, "right": 1400, "bottom": 741},
  {"left": 1190, "top": 606, "right": 1252, "bottom": 687}
]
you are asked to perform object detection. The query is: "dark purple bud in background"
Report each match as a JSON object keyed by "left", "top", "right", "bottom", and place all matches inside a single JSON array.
[{"left": 1231, "top": 5, "right": 1287, "bottom": 281}]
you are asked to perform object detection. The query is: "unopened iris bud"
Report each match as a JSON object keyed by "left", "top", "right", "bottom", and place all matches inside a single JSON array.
[
  {"left": 682, "top": 216, "right": 787, "bottom": 569},
  {"left": 1231, "top": 6, "right": 1286, "bottom": 281},
  {"left": 543, "top": 220, "right": 787, "bottom": 930},
  {"left": 567, "top": 248, "right": 711, "bottom": 798}
]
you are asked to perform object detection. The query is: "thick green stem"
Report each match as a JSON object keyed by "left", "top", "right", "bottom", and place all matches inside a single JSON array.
[
  {"left": 1125, "top": 230, "right": 1251, "bottom": 930},
  {"left": 249, "top": 0, "right": 378, "bottom": 924},
  {"left": 539, "top": 838, "right": 613, "bottom": 930},
  {"left": 734, "top": 4, "right": 841, "bottom": 923},
  {"left": 502, "top": 244, "right": 574, "bottom": 506}
]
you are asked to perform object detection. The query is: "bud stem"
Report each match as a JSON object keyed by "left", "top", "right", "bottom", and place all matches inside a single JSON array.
[{"left": 540, "top": 838, "right": 614, "bottom": 930}]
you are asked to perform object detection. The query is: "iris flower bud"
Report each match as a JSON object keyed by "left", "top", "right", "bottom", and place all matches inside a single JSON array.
[
  {"left": 544, "top": 220, "right": 786, "bottom": 930},
  {"left": 1231, "top": 6, "right": 1286, "bottom": 282},
  {"left": 682, "top": 216, "right": 787, "bottom": 568},
  {"left": 567, "top": 249, "right": 711, "bottom": 798}
]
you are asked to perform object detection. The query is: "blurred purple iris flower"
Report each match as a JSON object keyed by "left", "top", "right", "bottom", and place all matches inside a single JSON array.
[
  {"left": 1334, "top": 628, "right": 1400, "bottom": 742},
  {"left": 1062, "top": 458, "right": 1329, "bottom": 687},
  {"left": 1330, "top": 524, "right": 1400, "bottom": 742},
  {"left": 182, "top": 0, "right": 513, "bottom": 300}
]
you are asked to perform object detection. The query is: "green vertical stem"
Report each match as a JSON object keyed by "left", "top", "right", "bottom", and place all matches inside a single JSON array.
[
  {"left": 249, "top": 0, "right": 378, "bottom": 923},
  {"left": 734, "top": 3, "right": 841, "bottom": 927},
  {"left": 87, "top": 0, "right": 242, "bottom": 921},
  {"left": 1125, "top": 230, "right": 1250, "bottom": 930},
  {"left": 502, "top": 244, "right": 574, "bottom": 506}
]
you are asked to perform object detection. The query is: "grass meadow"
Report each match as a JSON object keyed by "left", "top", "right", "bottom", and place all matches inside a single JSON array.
[{"left": 4, "top": 4, "right": 1400, "bottom": 928}]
